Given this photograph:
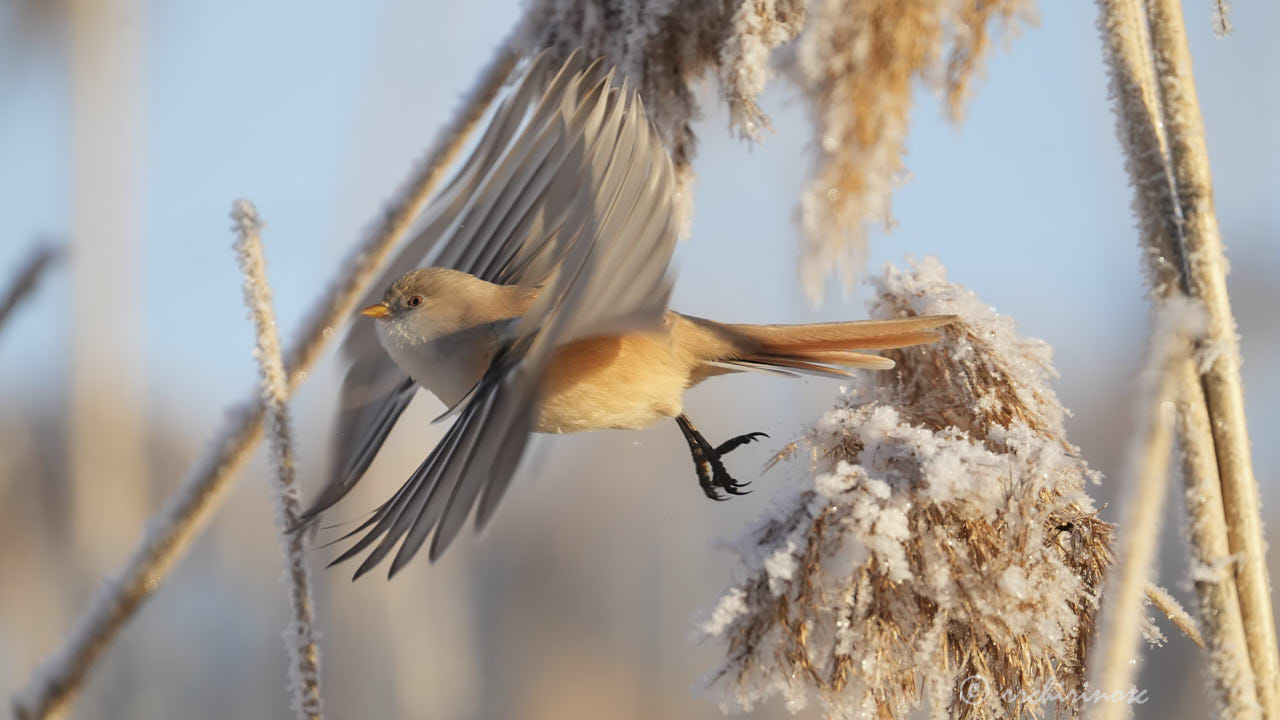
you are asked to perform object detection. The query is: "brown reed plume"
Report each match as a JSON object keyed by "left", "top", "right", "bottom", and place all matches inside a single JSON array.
[{"left": 698, "top": 258, "right": 1118, "bottom": 718}]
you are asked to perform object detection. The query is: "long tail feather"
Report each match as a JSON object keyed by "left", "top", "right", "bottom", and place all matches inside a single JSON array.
[
  {"left": 690, "top": 313, "right": 954, "bottom": 379},
  {"left": 734, "top": 315, "right": 955, "bottom": 352}
]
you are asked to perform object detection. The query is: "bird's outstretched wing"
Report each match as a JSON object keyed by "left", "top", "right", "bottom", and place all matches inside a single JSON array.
[
  {"left": 305, "top": 50, "right": 580, "bottom": 522},
  {"left": 305, "top": 51, "right": 678, "bottom": 578}
]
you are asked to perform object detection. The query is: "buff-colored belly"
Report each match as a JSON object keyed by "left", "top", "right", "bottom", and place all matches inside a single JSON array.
[{"left": 534, "top": 332, "right": 690, "bottom": 433}]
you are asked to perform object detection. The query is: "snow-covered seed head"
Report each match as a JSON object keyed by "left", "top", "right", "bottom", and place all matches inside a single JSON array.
[{"left": 698, "top": 258, "right": 1112, "bottom": 719}]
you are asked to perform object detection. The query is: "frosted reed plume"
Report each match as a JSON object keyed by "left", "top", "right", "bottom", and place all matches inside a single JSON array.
[
  {"left": 0, "top": 242, "right": 62, "bottom": 340},
  {"left": 698, "top": 258, "right": 1115, "bottom": 719},
  {"left": 231, "top": 200, "right": 323, "bottom": 720},
  {"left": 12, "top": 39, "right": 520, "bottom": 720},
  {"left": 522, "top": 0, "right": 1028, "bottom": 292},
  {"left": 795, "top": 0, "right": 1031, "bottom": 297}
]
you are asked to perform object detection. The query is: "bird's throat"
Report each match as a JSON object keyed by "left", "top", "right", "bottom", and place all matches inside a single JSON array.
[{"left": 376, "top": 321, "right": 498, "bottom": 409}]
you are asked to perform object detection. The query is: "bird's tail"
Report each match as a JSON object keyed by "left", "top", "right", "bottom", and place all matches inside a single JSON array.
[{"left": 688, "top": 314, "right": 956, "bottom": 379}]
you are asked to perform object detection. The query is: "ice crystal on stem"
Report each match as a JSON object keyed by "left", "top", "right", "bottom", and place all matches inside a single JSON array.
[{"left": 698, "top": 258, "right": 1113, "bottom": 719}]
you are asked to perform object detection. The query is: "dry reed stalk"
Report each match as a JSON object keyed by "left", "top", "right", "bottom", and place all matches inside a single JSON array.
[
  {"left": 1144, "top": 1, "right": 1280, "bottom": 712},
  {"left": 65, "top": 0, "right": 151, "bottom": 586},
  {"left": 1175, "top": 355, "right": 1260, "bottom": 718},
  {"left": 11, "top": 41, "right": 520, "bottom": 720},
  {"left": 1088, "top": 304, "right": 1195, "bottom": 720},
  {"left": 1143, "top": 583, "right": 1203, "bottom": 650},
  {"left": 232, "top": 200, "right": 323, "bottom": 720},
  {"left": 1096, "top": 0, "right": 1275, "bottom": 714}
]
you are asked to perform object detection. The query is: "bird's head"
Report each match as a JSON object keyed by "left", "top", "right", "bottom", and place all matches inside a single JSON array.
[{"left": 359, "top": 267, "right": 498, "bottom": 344}]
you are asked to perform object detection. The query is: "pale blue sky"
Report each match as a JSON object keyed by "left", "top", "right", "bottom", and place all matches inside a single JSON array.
[{"left": 3, "top": 3, "right": 1279, "bottom": 717}]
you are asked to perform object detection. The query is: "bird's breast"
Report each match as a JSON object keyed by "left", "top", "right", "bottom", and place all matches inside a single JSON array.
[{"left": 377, "top": 323, "right": 496, "bottom": 409}]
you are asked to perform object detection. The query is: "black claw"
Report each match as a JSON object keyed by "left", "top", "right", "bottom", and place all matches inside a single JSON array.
[
  {"left": 704, "top": 453, "right": 745, "bottom": 495},
  {"left": 675, "top": 415, "right": 763, "bottom": 501},
  {"left": 715, "top": 431, "right": 769, "bottom": 455},
  {"left": 714, "top": 468, "right": 751, "bottom": 496}
]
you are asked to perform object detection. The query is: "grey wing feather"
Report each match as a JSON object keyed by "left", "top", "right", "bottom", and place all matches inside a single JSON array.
[
  {"left": 305, "top": 359, "right": 416, "bottom": 524},
  {"left": 307, "top": 51, "right": 583, "bottom": 527},
  {"left": 310, "top": 53, "right": 564, "bottom": 527},
  {"left": 313, "top": 51, "right": 679, "bottom": 577}
]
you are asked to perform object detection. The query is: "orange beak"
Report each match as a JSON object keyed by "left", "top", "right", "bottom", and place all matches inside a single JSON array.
[{"left": 359, "top": 303, "right": 390, "bottom": 319}]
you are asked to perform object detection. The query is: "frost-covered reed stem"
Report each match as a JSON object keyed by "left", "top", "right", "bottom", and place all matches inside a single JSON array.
[
  {"left": 12, "top": 40, "right": 520, "bottom": 720},
  {"left": 1144, "top": 582, "right": 1203, "bottom": 650},
  {"left": 0, "top": 243, "right": 61, "bottom": 339},
  {"left": 232, "top": 200, "right": 323, "bottom": 720},
  {"left": 1089, "top": 308, "right": 1188, "bottom": 720},
  {"left": 1096, "top": 0, "right": 1274, "bottom": 715},
  {"left": 1144, "top": 1, "right": 1280, "bottom": 712},
  {"left": 1096, "top": 0, "right": 1182, "bottom": 296},
  {"left": 1175, "top": 355, "right": 1260, "bottom": 718}
]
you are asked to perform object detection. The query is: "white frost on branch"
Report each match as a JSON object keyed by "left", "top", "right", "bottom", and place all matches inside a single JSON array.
[{"left": 696, "top": 258, "right": 1114, "bottom": 719}]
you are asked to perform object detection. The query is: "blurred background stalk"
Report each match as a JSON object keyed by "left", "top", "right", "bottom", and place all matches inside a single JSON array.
[{"left": 68, "top": 0, "right": 150, "bottom": 573}]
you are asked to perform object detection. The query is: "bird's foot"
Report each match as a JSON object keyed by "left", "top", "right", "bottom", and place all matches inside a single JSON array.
[{"left": 675, "top": 415, "right": 767, "bottom": 501}]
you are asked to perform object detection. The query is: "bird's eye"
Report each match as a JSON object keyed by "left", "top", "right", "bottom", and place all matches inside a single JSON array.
[{"left": 407, "top": 295, "right": 423, "bottom": 308}]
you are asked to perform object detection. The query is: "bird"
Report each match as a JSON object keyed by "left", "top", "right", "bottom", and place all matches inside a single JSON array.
[{"left": 299, "top": 50, "right": 954, "bottom": 579}]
